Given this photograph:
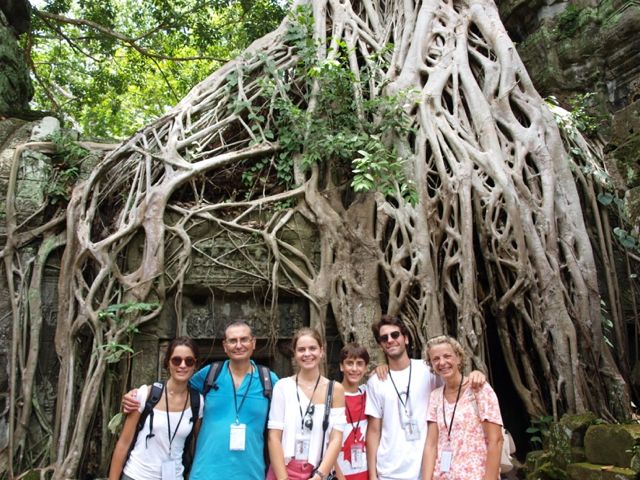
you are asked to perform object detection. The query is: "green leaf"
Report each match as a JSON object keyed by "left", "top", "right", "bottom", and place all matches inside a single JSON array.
[
  {"left": 597, "top": 193, "right": 614, "bottom": 205},
  {"left": 108, "top": 412, "right": 124, "bottom": 434}
]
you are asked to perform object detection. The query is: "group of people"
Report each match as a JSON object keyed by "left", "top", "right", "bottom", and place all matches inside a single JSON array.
[{"left": 109, "top": 315, "right": 506, "bottom": 480}]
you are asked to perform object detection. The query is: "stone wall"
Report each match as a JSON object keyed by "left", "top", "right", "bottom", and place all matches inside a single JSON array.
[
  {"left": 0, "top": 116, "right": 320, "bottom": 476},
  {"left": 498, "top": 0, "right": 640, "bottom": 232},
  {"left": 0, "top": 1, "right": 33, "bottom": 116},
  {"left": 526, "top": 413, "right": 640, "bottom": 479}
]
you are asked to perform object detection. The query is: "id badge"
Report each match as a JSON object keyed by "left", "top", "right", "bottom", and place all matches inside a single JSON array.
[
  {"left": 350, "top": 443, "right": 365, "bottom": 469},
  {"left": 294, "top": 430, "right": 311, "bottom": 460},
  {"left": 439, "top": 446, "right": 453, "bottom": 473},
  {"left": 229, "top": 423, "right": 247, "bottom": 451},
  {"left": 404, "top": 418, "right": 420, "bottom": 441},
  {"left": 161, "top": 459, "right": 177, "bottom": 480}
]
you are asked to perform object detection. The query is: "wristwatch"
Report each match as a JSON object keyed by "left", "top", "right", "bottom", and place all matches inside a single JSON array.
[{"left": 312, "top": 469, "right": 328, "bottom": 480}]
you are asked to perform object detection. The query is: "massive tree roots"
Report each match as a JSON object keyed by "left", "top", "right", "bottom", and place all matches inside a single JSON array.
[{"left": 2, "top": 0, "right": 636, "bottom": 477}]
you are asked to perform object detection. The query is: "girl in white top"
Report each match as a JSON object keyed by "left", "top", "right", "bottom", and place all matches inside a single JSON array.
[
  {"left": 109, "top": 337, "right": 204, "bottom": 480},
  {"left": 268, "top": 328, "right": 346, "bottom": 480}
]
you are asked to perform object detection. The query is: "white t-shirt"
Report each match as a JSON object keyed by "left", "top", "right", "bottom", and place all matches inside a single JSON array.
[
  {"left": 365, "top": 359, "right": 440, "bottom": 480},
  {"left": 123, "top": 384, "right": 204, "bottom": 480},
  {"left": 268, "top": 376, "right": 346, "bottom": 467}
]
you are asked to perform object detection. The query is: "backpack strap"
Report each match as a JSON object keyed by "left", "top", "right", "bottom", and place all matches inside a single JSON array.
[
  {"left": 143, "top": 382, "right": 164, "bottom": 447},
  {"left": 203, "top": 361, "right": 223, "bottom": 395},
  {"left": 322, "top": 380, "right": 335, "bottom": 433},
  {"left": 204, "top": 360, "right": 273, "bottom": 399},
  {"left": 314, "top": 380, "right": 335, "bottom": 477},
  {"left": 188, "top": 386, "right": 200, "bottom": 423},
  {"left": 256, "top": 364, "right": 273, "bottom": 400},
  {"left": 182, "top": 387, "right": 202, "bottom": 475}
]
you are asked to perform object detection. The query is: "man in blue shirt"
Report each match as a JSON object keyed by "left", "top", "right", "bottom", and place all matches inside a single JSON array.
[
  {"left": 189, "top": 321, "right": 278, "bottom": 479},
  {"left": 122, "top": 321, "right": 278, "bottom": 479}
]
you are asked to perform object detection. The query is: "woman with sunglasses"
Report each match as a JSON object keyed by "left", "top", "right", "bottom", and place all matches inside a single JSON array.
[
  {"left": 109, "top": 337, "right": 203, "bottom": 480},
  {"left": 267, "top": 328, "right": 346, "bottom": 480}
]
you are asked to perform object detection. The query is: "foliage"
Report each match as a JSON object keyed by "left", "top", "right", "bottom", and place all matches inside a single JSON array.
[
  {"left": 526, "top": 415, "right": 554, "bottom": 448},
  {"left": 98, "top": 301, "right": 159, "bottom": 326},
  {"left": 43, "top": 130, "right": 93, "bottom": 204},
  {"left": 241, "top": 7, "right": 417, "bottom": 204},
  {"left": 27, "top": 0, "right": 288, "bottom": 138},
  {"left": 555, "top": 4, "right": 584, "bottom": 39},
  {"left": 567, "top": 92, "right": 605, "bottom": 136},
  {"left": 97, "top": 302, "right": 158, "bottom": 362}
]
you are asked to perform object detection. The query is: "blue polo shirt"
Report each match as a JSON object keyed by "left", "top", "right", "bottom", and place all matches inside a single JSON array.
[{"left": 189, "top": 360, "right": 278, "bottom": 480}]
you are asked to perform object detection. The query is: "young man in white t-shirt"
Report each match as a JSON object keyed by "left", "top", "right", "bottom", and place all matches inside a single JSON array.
[
  {"left": 335, "top": 343, "right": 370, "bottom": 480},
  {"left": 365, "top": 315, "right": 485, "bottom": 480}
]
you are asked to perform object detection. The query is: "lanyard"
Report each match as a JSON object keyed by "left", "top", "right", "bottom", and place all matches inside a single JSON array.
[
  {"left": 389, "top": 361, "right": 412, "bottom": 417},
  {"left": 442, "top": 376, "right": 464, "bottom": 440},
  {"left": 345, "top": 387, "right": 365, "bottom": 436},
  {"left": 229, "top": 363, "right": 254, "bottom": 423},
  {"left": 165, "top": 386, "right": 189, "bottom": 454},
  {"left": 295, "top": 373, "right": 321, "bottom": 430}
]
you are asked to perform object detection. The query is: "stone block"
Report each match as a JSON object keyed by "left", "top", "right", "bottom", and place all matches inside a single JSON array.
[
  {"left": 560, "top": 411, "right": 599, "bottom": 447},
  {"left": 567, "top": 462, "right": 638, "bottom": 480},
  {"left": 584, "top": 424, "right": 640, "bottom": 468},
  {"left": 571, "top": 447, "right": 587, "bottom": 463},
  {"left": 130, "top": 335, "right": 160, "bottom": 387}
]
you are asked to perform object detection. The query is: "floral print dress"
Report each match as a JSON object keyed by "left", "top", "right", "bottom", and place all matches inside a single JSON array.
[{"left": 426, "top": 383, "right": 503, "bottom": 480}]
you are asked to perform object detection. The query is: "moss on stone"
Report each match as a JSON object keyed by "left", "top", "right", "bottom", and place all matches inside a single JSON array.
[
  {"left": 559, "top": 412, "right": 599, "bottom": 447},
  {"left": 585, "top": 424, "right": 640, "bottom": 468},
  {"left": 567, "top": 462, "right": 639, "bottom": 480},
  {"left": 0, "top": 12, "right": 33, "bottom": 114}
]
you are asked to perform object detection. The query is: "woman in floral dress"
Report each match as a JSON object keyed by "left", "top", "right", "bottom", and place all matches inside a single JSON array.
[{"left": 421, "top": 336, "right": 504, "bottom": 480}]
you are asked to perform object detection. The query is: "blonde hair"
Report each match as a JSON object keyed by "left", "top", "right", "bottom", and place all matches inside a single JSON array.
[{"left": 425, "top": 335, "right": 466, "bottom": 372}]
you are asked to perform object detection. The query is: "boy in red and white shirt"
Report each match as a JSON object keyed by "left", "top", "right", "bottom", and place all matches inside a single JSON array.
[{"left": 335, "top": 343, "right": 370, "bottom": 480}]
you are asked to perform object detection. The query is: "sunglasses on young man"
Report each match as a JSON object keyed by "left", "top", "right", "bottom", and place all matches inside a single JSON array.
[
  {"left": 378, "top": 331, "right": 402, "bottom": 343},
  {"left": 170, "top": 356, "right": 196, "bottom": 367}
]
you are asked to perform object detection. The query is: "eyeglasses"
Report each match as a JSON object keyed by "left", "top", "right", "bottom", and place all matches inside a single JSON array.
[
  {"left": 170, "top": 356, "right": 196, "bottom": 367},
  {"left": 378, "top": 331, "right": 402, "bottom": 343},
  {"left": 224, "top": 336, "right": 254, "bottom": 346}
]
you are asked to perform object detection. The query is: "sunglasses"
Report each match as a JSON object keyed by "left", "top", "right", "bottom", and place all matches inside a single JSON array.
[
  {"left": 170, "top": 356, "right": 196, "bottom": 367},
  {"left": 378, "top": 331, "right": 402, "bottom": 343},
  {"left": 303, "top": 404, "right": 315, "bottom": 430}
]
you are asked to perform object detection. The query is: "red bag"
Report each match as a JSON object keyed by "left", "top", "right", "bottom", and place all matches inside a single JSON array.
[{"left": 266, "top": 459, "right": 314, "bottom": 480}]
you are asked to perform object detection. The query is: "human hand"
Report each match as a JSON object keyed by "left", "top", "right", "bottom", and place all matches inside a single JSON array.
[
  {"left": 121, "top": 389, "right": 139, "bottom": 414},
  {"left": 468, "top": 370, "right": 486, "bottom": 390},
  {"left": 369, "top": 364, "right": 389, "bottom": 381}
]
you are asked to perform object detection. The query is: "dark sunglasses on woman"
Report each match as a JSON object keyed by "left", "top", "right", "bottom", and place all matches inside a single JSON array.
[{"left": 170, "top": 356, "right": 196, "bottom": 367}]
